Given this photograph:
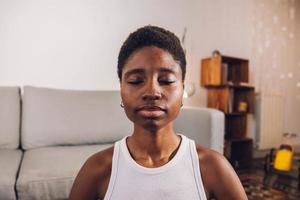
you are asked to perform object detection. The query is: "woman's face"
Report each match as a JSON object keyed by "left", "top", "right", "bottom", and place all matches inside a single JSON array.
[{"left": 120, "top": 46, "right": 184, "bottom": 131}]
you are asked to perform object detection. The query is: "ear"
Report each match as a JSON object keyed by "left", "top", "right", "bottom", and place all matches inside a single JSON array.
[
  {"left": 119, "top": 77, "right": 123, "bottom": 88},
  {"left": 182, "top": 82, "right": 185, "bottom": 100}
]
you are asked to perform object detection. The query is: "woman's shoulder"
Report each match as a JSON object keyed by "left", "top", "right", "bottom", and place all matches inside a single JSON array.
[
  {"left": 194, "top": 144, "right": 233, "bottom": 181},
  {"left": 194, "top": 144, "right": 247, "bottom": 199},
  {"left": 194, "top": 144, "right": 225, "bottom": 166},
  {"left": 88, "top": 146, "right": 114, "bottom": 164},
  {"left": 69, "top": 146, "right": 115, "bottom": 200},
  {"left": 84, "top": 146, "right": 115, "bottom": 177}
]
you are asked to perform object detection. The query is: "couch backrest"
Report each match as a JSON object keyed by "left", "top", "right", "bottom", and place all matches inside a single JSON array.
[
  {"left": 21, "top": 86, "right": 132, "bottom": 149},
  {"left": 0, "top": 86, "right": 21, "bottom": 149},
  {"left": 21, "top": 86, "right": 224, "bottom": 153},
  {"left": 174, "top": 107, "right": 224, "bottom": 153}
]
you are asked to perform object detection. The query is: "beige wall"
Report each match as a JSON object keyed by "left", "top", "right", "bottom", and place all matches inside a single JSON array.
[
  {"left": 0, "top": 0, "right": 252, "bottom": 97},
  {"left": 1, "top": 0, "right": 299, "bottom": 144},
  {"left": 250, "top": 0, "right": 300, "bottom": 144},
  {"left": 0, "top": 0, "right": 194, "bottom": 90},
  {"left": 184, "top": 0, "right": 253, "bottom": 106}
]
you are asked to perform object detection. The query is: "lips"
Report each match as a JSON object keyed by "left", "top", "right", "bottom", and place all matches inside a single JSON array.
[{"left": 135, "top": 105, "right": 166, "bottom": 118}]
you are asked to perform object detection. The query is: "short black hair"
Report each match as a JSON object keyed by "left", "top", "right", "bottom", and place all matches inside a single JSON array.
[{"left": 117, "top": 25, "right": 186, "bottom": 81}]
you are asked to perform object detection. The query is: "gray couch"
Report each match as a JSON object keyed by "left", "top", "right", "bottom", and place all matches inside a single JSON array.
[{"left": 0, "top": 86, "right": 224, "bottom": 200}]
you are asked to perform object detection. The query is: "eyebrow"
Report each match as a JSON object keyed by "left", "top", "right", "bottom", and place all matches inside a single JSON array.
[
  {"left": 159, "top": 67, "right": 176, "bottom": 74},
  {"left": 124, "top": 68, "right": 145, "bottom": 78},
  {"left": 124, "top": 67, "right": 176, "bottom": 78}
]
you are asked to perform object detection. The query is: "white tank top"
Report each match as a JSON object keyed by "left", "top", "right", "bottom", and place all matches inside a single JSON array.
[{"left": 103, "top": 134, "right": 207, "bottom": 200}]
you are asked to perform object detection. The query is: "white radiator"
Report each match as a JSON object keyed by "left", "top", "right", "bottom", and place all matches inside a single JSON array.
[{"left": 255, "top": 92, "right": 284, "bottom": 150}]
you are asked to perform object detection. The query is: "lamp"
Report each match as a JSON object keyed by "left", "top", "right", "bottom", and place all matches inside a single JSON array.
[{"left": 183, "top": 82, "right": 196, "bottom": 98}]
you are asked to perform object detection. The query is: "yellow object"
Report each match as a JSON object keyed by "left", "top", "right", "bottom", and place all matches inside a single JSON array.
[
  {"left": 238, "top": 102, "right": 247, "bottom": 112},
  {"left": 274, "top": 149, "right": 293, "bottom": 171}
]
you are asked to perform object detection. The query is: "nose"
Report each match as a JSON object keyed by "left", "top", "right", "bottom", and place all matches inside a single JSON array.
[{"left": 142, "top": 80, "right": 162, "bottom": 101}]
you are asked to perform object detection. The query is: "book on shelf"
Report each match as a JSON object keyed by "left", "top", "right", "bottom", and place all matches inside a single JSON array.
[
  {"left": 221, "top": 63, "right": 228, "bottom": 85},
  {"left": 228, "top": 88, "right": 234, "bottom": 113}
]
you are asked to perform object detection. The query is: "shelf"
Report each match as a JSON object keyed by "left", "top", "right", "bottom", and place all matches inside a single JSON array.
[
  {"left": 201, "top": 55, "right": 249, "bottom": 87},
  {"left": 227, "top": 82, "right": 254, "bottom": 89},
  {"left": 225, "top": 115, "right": 247, "bottom": 139},
  {"left": 206, "top": 82, "right": 254, "bottom": 89},
  {"left": 226, "top": 137, "right": 253, "bottom": 142},
  {"left": 207, "top": 87, "right": 255, "bottom": 114},
  {"left": 224, "top": 138, "right": 253, "bottom": 169},
  {"left": 225, "top": 112, "right": 247, "bottom": 116},
  {"left": 201, "top": 55, "right": 254, "bottom": 169}
]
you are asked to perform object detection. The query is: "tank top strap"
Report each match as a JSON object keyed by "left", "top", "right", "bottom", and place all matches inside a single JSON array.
[
  {"left": 189, "top": 139, "right": 208, "bottom": 200},
  {"left": 103, "top": 140, "right": 121, "bottom": 200}
]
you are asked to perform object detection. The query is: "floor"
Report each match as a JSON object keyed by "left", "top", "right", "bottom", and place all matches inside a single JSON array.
[{"left": 237, "top": 159, "right": 300, "bottom": 200}]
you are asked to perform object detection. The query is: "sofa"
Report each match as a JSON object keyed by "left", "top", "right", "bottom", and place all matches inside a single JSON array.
[{"left": 0, "top": 85, "right": 224, "bottom": 200}]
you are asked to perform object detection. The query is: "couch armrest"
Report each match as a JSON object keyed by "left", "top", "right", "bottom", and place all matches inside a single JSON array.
[{"left": 174, "top": 107, "right": 225, "bottom": 154}]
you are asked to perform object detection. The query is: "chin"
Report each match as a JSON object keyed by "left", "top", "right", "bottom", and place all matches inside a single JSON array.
[
  {"left": 143, "top": 124, "right": 159, "bottom": 133},
  {"left": 140, "top": 118, "right": 160, "bottom": 131},
  {"left": 141, "top": 118, "right": 174, "bottom": 133}
]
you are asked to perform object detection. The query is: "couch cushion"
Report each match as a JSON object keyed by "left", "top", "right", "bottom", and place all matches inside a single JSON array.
[
  {"left": 0, "top": 86, "right": 20, "bottom": 149},
  {"left": 0, "top": 149, "right": 23, "bottom": 200},
  {"left": 22, "top": 86, "right": 132, "bottom": 149},
  {"left": 16, "top": 144, "right": 111, "bottom": 200}
]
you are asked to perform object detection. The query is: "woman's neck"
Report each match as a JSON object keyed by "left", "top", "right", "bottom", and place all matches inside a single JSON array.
[{"left": 126, "top": 124, "right": 181, "bottom": 167}]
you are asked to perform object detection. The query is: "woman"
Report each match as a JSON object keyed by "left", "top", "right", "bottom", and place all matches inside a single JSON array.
[{"left": 69, "top": 25, "right": 247, "bottom": 200}]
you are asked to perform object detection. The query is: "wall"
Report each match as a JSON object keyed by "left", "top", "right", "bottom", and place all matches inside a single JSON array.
[
  {"left": 0, "top": 0, "right": 194, "bottom": 90},
  {"left": 0, "top": 0, "right": 252, "bottom": 98},
  {"left": 186, "top": 0, "right": 253, "bottom": 106},
  {"left": 250, "top": 0, "right": 300, "bottom": 144}
]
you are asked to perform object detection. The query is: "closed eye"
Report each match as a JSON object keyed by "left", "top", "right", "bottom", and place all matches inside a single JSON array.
[
  {"left": 159, "top": 80, "right": 176, "bottom": 85},
  {"left": 127, "top": 80, "right": 144, "bottom": 85}
]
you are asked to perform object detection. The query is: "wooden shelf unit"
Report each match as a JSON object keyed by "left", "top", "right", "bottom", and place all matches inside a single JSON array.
[
  {"left": 201, "top": 55, "right": 254, "bottom": 169},
  {"left": 207, "top": 85, "right": 255, "bottom": 114},
  {"left": 225, "top": 114, "right": 247, "bottom": 139},
  {"left": 224, "top": 138, "right": 253, "bottom": 169},
  {"left": 201, "top": 55, "right": 249, "bottom": 86}
]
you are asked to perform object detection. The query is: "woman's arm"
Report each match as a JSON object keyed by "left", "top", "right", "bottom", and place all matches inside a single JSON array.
[
  {"left": 69, "top": 157, "right": 101, "bottom": 200},
  {"left": 197, "top": 146, "right": 248, "bottom": 200},
  {"left": 69, "top": 147, "right": 113, "bottom": 200}
]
